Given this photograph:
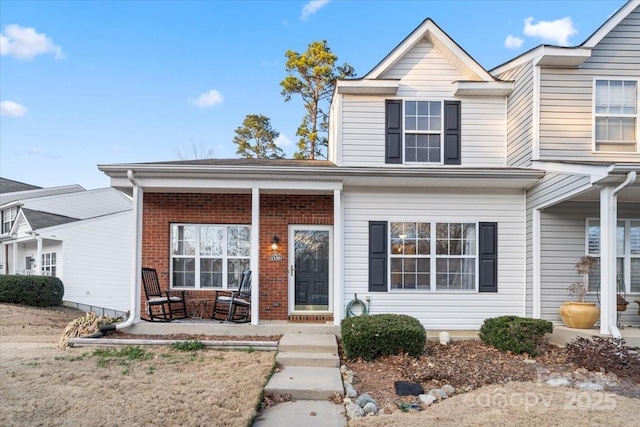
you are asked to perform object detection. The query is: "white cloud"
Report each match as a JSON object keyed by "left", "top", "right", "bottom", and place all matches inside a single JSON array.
[
  {"left": 275, "top": 134, "right": 292, "bottom": 147},
  {"left": 189, "top": 89, "right": 223, "bottom": 108},
  {"left": 27, "top": 147, "right": 58, "bottom": 159},
  {"left": 523, "top": 16, "right": 577, "bottom": 46},
  {"left": 0, "top": 24, "right": 64, "bottom": 60},
  {"left": 504, "top": 35, "right": 524, "bottom": 49},
  {"left": 301, "top": 0, "right": 330, "bottom": 22},
  {"left": 0, "top": 100, "right": 28, "bottom": 117}
]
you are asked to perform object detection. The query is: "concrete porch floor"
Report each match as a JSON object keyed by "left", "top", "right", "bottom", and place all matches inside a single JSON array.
[{"left": 550, "top": 325, "right": 640, "bottom": 347}]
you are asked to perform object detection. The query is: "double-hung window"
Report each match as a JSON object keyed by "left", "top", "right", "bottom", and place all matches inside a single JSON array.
[
  {"left": 2, "top": 207, "right": 18, "bottom": 234},
  {"left": 390, "top": 221, "right": 477, "bottom": 291},
  {"left": 171, "top": 224, "right": 250, "bottom": 289},
  {"left": 404, "top": 101, "right": 442, "bottom": 163},
  {"left": 594, "top": 79, "right": 638, "bottom": 152},
  {"left": 42, "top": 252, "right": 57, "bottom": 277},
  {"left": 586, "top": 219, "right": 640, "bottom": 294}
]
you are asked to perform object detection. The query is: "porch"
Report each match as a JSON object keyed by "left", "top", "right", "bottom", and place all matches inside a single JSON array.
[{"left": 551, "top": 325, "right": 640, "bottom": 348}]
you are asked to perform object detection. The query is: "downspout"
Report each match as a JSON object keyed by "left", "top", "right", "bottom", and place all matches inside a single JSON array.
[
  {"left": 100, "top": 169, "right": 141, "bottom": 333},
  {"left": 608, "top": 171, "right": 636, "bottom": 339}
]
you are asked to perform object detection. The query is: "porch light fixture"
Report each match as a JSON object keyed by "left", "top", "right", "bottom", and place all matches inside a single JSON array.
[{"left": 271, "top": 235, "right": 280, "bottom": 251}]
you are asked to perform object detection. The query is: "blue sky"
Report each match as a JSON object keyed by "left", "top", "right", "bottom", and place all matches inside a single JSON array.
[{"left": 0, "top": 0, "right": 627, "bottom": 189}]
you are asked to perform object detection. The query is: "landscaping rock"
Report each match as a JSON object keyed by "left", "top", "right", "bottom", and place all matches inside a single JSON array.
[
  {"left": 345, "top": 383, "right": 357, "bottom": 398},
  {"left": 547, "top": 378, "right": 571, "bottom": 388},
  {"left": 575, "top": 382, "right": 604, "bottom": 392},
  {"left": 345, "top": 402, "right": 364, "bottom": 419},
  {"left": 428, "top": 388, "right": 448, "bottom": 400},
  {"left": 394, "top": 380, "right": 425, "bottom": 396},
  {"left": 418, "top": 394, "right": 437, "bottom": 406},
  {"left": 356, "top": 393, "right": 377, "bottom": 408},
  {"left": 362, "top": 402, "right": 378, "bottom": 414},
  {"left": 442, "top": 384, "right": 456, "bottom": 396}
]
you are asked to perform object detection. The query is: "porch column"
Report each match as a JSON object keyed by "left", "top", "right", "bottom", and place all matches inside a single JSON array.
[
  {"left": 333, "top": 189, "right": 343, "bottom": 326},
  {"left": 35, "top": 237, "right": 43, "bottom": 276},
  {"left": 532, "top": 209, "right": 541, "bottom": 318},
  {"left": 12, "top": 242, "right": 17, "bottom": 275},
  {"left": 599, "top": 186, "right": 616, "bottom": 335},
  {"left": 251, "top": 188, "right": 260, "bottom": 325},
  {"left": 131, "top": 184, "right": 143, "bottom": 322}
]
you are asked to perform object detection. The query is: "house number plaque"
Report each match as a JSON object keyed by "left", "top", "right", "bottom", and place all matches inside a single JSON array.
[{"left": 269, "top": 253, "right": 283, "bottom": 262}]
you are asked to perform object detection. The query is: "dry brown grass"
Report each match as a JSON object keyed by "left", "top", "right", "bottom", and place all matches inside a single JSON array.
[{"left": 0, "top": 303, "right": 275, "bottom": 427}]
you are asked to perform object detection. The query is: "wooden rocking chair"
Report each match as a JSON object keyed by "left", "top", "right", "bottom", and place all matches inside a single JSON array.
[
  {"left": 141, "top": 267, "right": 188, "bottom": 321},
  {"left": 212, "top": 270, "right": 252, "bottom": 323}
]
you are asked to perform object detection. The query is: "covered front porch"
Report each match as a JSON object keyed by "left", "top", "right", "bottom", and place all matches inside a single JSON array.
[
  {"left": 531, "top": 163, "right": 640, "bottom": 336},
  {"left": 100, "top": 160, "right": 345, "bottom": 326}
]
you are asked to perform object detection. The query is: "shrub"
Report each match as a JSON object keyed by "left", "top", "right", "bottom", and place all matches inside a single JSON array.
[
  {"left": 170, "top": 340, "right": 204, "bottom": 351},
  {"left": 0, "top": 275, "right": 64, "bottom": 307},
  {"left": 479, "top": 315, "right": 553, "bottom": 357},
  {"left": 566, "top": 336, "right": 640, "bottom": 378},
  {"left": 341, "top": 313, "right": 426, "bottom": 361}
]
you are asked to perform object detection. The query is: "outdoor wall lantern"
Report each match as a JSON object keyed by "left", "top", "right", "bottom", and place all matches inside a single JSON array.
[{"left": 271, "top": 235, "right": 280, "bottom": 251}]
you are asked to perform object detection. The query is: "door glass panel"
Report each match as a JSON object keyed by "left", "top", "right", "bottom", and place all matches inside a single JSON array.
[{"left": 294, "top": 230, "right": 329, "bottom": 311}]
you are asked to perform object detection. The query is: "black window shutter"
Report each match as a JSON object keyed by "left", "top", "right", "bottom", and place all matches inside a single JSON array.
[
  {"left": 385, "top": 100, "right": 402, "bottom": 164},
  {"left": 369, "top": 221, "right": 388, "bottom": 292},
  {"left": 443, "top": 100, "right": 461, "bottom": 165},
  {"left": 478, "top": 222, "right": 498, "bottom": 292}
]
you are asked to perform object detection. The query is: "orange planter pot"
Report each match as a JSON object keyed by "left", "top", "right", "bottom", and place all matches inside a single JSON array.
[{"left": 559, "top": 302, "right": 600, "bottom": 329}]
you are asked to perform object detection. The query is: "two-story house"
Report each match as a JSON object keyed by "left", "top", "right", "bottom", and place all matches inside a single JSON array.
[
  {"left": 492, "top": 0, "right": 640, "bottom": 336},
  {"left": 98, "top": 0, "right": 639, "bottom": 331},
  {"left": 1, "top": 178, "right": 133, "bottom": 313}
]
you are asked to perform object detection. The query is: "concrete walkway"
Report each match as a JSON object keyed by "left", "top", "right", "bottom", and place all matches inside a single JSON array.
[{"left": 254, "top": 333, "right": 346, "bottom": 427}]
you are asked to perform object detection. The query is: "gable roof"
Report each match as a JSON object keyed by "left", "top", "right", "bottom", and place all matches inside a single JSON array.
[
  {"left": 0, "top": 178, "right": 41, "bottom": 194},
  {"left": 491, "top": 0, "right": 639, "bottom": 75},
  {"left": 364, "top": 18, "right": 497, "bottom": 82},
  {"left": 16, "top": 208, "right": 79, "bottom": 231},
  {"left": 0, "top": 184, "right": 85, "bottom": 206}
]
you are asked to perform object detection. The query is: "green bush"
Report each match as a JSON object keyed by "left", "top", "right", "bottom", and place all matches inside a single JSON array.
[
  {"left": 479, "top": 315, "right": 553, "bottom": 357},
  {"left": 341, "top": 314, "right": 426, "bottom": 361},
  {"left": 0, "top": 275, "right": 64, "bottom": 307}
]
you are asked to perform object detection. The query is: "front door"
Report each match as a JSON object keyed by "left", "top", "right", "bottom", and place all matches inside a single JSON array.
[{"left": 289, "top": 225, "right": 332, "bottom": 313}]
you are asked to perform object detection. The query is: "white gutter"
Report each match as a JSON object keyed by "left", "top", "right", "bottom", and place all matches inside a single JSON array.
[
  {"left": 101, "top": 169, "right": 141, "bottom": 332},
  {"left": 608, "top": 171, "right": 636, "bottom": 339}
]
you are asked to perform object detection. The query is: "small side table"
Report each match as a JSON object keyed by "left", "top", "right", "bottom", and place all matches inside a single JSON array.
[{"left": 189, "top": 299, "right": 211, "bottom": 321}]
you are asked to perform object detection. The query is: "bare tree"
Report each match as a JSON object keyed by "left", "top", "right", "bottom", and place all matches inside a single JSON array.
[{"left": 174, "top": 141, "right": 215, "bottom": 160}]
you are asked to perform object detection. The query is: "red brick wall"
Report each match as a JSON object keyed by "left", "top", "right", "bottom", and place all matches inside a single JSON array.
[{"left": 141, "top": 192, "right": 333, "bottom": 320}]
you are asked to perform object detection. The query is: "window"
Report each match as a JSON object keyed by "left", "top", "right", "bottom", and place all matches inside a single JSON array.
[
  {"left": 594, "top": 79, "right": 638, "bottom": 152},
  {"left": 587, "top": 219, "right": 640, "bottom": 294},
  {"left": 42, "top": 253, "right": 57, "bottom": 277},
  {"left": 2, "top": 207, "right": 18, "bottom": 234},
  {"left": 404, "top": 101, "right": 442, "bottom": 163},
  {"left": 390, "top": 221, "right": 476, "bottom": 291},
  {"left": 170, "top": 224, "right": 250, "bottom": 289}
]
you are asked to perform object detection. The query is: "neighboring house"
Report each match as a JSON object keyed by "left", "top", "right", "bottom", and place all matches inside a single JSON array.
[
  {"left": 0, "top": 181, "right": 133, "bottom": 313},
  {"left": 492, "top": 0, "right": 640, "bottom": 335},
  {"left": 99, "top": 1, "right": 639, "bottom": 331}
]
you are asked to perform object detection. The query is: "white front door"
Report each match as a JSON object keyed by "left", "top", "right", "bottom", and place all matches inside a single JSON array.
[{"left": 288, "top": 225, "right": 333, "bottom": 314}]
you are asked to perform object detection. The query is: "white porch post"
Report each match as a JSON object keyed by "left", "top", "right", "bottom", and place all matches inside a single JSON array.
[
  {"left": 35, "top": 237, "right": 43, "bottom": 276},
  {"left": 251, "top": 188, "right": 260, "bottom": 325},
  {"left": 131, "top": 183, "right": 143, "bottom": 322},
  {"left": 532, "top": 209, "right": 541, "bottom": 318},
  {"left": 333, "top": 189, "right": 343, "bottom": 326},
  {"left": 12, "top": 242, "right": 17, "bottom": 275},
  {"left": 599, "top": 186, "right": 616, "bottom": 335}
]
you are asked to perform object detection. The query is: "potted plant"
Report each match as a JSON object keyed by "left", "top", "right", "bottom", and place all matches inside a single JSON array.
[{"left": 559, "top": 256, "right": 600, "bottom": 329}]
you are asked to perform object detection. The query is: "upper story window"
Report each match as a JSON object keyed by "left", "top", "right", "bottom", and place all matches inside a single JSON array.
[
  {"left": 1, "top": 207, "right": 18, "bottom": 234},
  {"left": 170, "top": 224, "right": 250, "bottom": 290},
  {"left": 594, "top": 79, "right": 638, "bottom": 152},
  {"left": 385, "top": 99, "right": 460, "bottom": 165},
  {"left": 404, "top": 101, "right": 442, "bottom": 163}
]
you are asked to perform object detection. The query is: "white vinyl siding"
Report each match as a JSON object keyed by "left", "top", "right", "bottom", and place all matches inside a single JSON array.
[
  {"left": 21, "top": 188, "right": 131, "bottom": 220},
  {"left": 538, "top": 201, "right": 640, "bottom": 326},
  {"left": 343, "top": 187, "right": 525, "bottom": 330},
  {"left": 538, "top": 7, "right": 640, "bottom": 161},
  {"left": 340, "top": 37, "right": 507, "bottom": 168},
  {"left": 497, "top": 61, "right": 534, "bottom": 166}
]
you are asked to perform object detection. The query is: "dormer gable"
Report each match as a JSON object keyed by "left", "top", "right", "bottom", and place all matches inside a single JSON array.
[{"left": 336, "top": 18, "right": 513, "bottom": 98}]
